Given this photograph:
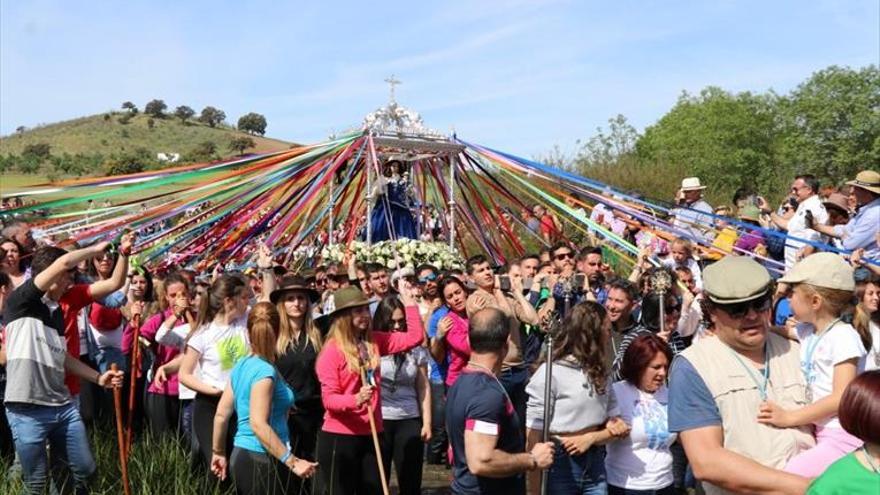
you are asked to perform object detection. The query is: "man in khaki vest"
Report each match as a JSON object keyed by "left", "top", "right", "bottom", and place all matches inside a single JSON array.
[{"left": 668, "top": 256, "right": 814, "bottom": 494}]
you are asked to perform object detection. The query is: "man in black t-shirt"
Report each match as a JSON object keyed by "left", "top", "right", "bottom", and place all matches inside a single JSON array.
[{"left": 446, "top": 308, "right": 554, "bottom": 495}]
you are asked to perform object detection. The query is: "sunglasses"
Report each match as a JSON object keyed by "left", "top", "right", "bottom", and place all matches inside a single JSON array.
[
  {"left": 715, "top": 293, "right": 772, "bottom": 318},
  {"left": 554, "top": 252, "right": 574, "bottom": 261},
  {"left": 418, "top": 273, "right": 438, "bottom": 284}
]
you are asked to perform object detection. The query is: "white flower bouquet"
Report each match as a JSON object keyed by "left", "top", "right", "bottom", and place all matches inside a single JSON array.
[{"left": 320, "top": 239, "right": 463, "bottom": 270}]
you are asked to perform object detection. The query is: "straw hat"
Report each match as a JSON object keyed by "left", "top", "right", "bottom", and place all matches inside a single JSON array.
[
  {"left": 821, "top": 193, "right": 850, "bottom": 217},
  {"left": 680, "top": 177, "right": 707, "bottom": 191},
  {"left": 269, "top": 275, "right": 320, "bottom": 304},
  {"left": 323, "top": 286, "right": 371, "bottom": 317},
  {"left": 846, "top": 170, "right": 880, "bottom": 195}
]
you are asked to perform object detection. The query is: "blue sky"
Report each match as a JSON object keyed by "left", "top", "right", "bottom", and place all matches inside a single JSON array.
[{"left": 1, "top": 0, "right": 877, "bottom": 157}]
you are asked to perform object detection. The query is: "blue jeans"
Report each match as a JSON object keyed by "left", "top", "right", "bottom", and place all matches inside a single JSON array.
[
  {"left": 547, "top": 445, "right": 607, "bottom": 495},
  {"left": 5, "top": 402, "right": 96, "bottom": 495}
]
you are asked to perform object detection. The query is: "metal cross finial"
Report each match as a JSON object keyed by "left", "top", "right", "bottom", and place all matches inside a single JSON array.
[{"left": 384, "top": 75, "right": 401, "bottom": 102}]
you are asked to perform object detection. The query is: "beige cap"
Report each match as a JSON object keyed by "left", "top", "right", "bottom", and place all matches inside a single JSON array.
[
  {"left": 778, "top": 253, "right": 855, "bottom": 291},
  {"left": 703, "top": 256, "right": 771, "bottom": 304}
]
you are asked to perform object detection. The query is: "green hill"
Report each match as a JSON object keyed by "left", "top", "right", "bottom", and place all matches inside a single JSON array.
[{"left": 0, "top": 112, "right": 294, "bottom": 158}]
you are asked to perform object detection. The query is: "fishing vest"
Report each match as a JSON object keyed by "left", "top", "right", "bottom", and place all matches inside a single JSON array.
[{"left": 680, "top": 333, "right": 815, "bottom": 495}]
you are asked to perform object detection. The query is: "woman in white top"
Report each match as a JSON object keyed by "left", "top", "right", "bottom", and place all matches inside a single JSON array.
[
  {"left": 854, "top": 275, "right": 879, "bottom": 371},
  {"left": 179, "top": 273, "right": 252, "bottom": 478},
  {"left": 606, "top": 334, "right": 677, "bottom": 495}
]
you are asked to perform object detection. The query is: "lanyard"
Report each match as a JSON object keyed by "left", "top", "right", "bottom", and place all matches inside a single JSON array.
[
  {"left": 801, "top": 318, "right": 842, "bottom": 387},
  {"left": 863, "top": 446, "right": 880, "bottom": 474},
  {"left": 727, "top": 343, "right": 770, "bottom": 401}
]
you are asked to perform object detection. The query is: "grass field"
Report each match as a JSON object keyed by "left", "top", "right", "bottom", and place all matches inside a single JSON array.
[{"left": 0, "top": 113, "right": 294, "bottom": 158}]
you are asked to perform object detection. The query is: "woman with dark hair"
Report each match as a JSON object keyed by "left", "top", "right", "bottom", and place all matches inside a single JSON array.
[
  {"left": 210, "top": 302, "right": 317, "bottom": 494},
  {"left": 525, "top": 301, "right": 628, "bottom": 495},
  {"left": 314, "top": 280, "right": 424, "bottom": 495},
  {"left": 853, "top": 276, "right": 879, "bottom": 371},
  {"left": 374, "top": 295, "right": 431, "bottom": 495},
  {"left": 808, "top": 370, "right": 880, "bottom": 493},
  {"left": 179, "top": 273, "right": 252, "bottom": 475},
  {"left": 430, "top": 276, "right": 471, "bottom": 388},
  {"left": 606, "top": 334, "right": 678, "bottom": 494},
  {"left": 0, "top": 238, "right": 27, "bottom": 288}
]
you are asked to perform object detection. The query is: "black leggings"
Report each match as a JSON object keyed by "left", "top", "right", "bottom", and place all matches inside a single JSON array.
[
  {"left": 381, "top": 418, "right": 424, "bottom": 495},
  {"left": 193, "top": 393, "right": 236, "bottom": 483},
  {"left": 314, "top": 431, "right": 384, "bottom": 495},
  {"left": 230, "top": 447, "right": 293, "bottom": 495},
  {"left": 145, "top": 392, "right": 180, "bottom": 437}
]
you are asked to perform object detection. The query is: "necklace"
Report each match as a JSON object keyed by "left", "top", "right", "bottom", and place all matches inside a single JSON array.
[
  {"left": 862, "top": 446, "right": 880, "bottom": 474},
  {"left": 802, "top": 318, "right": 842, "bottom": 402},
  {"left": 727, "top": 343, "right": 770, "bottom": 401}
]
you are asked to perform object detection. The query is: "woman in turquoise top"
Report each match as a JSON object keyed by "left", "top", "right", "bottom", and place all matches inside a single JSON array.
[
  {"left": 210, "top": 302, "right": 317, "bottom": 495},
  {"left": 807, "top": 370, "right": 880, "bottom": 494}
]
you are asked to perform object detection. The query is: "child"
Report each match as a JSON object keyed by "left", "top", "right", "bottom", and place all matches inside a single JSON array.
[
  {"left": 662, "top": 237, "right": 703, "bottom": 291},
  {"left": 759, "top": 253, "right": 866, "bottom": 477},
  {"left": 807, "top": 370, "right": 880, "bottom": 493}
]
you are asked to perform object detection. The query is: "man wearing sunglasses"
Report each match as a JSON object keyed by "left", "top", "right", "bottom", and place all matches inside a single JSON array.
[
  {"left": 668, "top": 256, "right": 812, "bottom": 495},
  {"left": 758, "top": 174, "right": 828, "bottom": 271}
]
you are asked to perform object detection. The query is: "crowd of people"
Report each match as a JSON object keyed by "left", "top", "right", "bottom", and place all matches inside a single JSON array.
[{"left": 0, "top": 167, "right": 878, "bottom": 495}]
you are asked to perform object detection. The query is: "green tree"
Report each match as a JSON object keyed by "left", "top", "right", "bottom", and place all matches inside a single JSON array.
[
  {"left": 145, "top": 99, "right": 167, "bottom": 118},
  {"left": 577, "top": 114, "right": 641, "bottom": 167},
  {"left": 635, "top": 87, "right": 780, "bottom": 200},
  {"left": 15, "top": 125, "right": 26, "bottom": 135},
  {"left": 174, "top": 105, "right": 195, "bottom": 124},
  {"left": 122, "top": 101, "right": 138, "bottom": 114},
  {"left": 23, "top": 142, "right": 52, "bottom": 159},
  {"left": 16, "top": 154, "right": 41, "bottom": 174},
  {"left": 147, "top": 118, "right": 156, "bottom": 130},
  {"left": 237, "top": 112, "right": 267, "bottom": 135},
  {"left": 229, "top": 136, "right": 256, "bottom": 155},
  {"left": 776, "top": 65, "right": 880, "bottom": 183},
  {"left": 191, "top": 141, "right": 218, "bottom": 161},
  {"left": 118, "top": 113, "right": 133, "bottom": 125},
  {"left": 198, "top": 106, "right": 226, "bottom": 128}
]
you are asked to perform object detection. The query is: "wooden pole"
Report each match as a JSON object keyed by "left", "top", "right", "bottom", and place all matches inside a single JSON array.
[
  {"left": 124, "top": 313, "right": 141, "bottom": 459},
  {"left": 111, "top": 363, "right": 132, "bottom": 495},
  {"left": 360, "top": 367, "right": 390, "bottom": 495}
]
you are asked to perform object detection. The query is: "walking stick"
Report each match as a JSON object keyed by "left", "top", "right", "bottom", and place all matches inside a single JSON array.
[
  {"left": 125, "top": 312, "right": 141, "bottom": 459},
  {"left": 111, "top": 363, "right": 132, "bottom": 495},
  {"left": 358, "top": 345, "right": 390, "bottom": 495}
]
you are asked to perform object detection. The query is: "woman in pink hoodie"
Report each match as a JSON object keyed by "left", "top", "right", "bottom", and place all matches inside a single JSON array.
[{"left": 314, "top": 280, "right": 425, "bottom": 495}]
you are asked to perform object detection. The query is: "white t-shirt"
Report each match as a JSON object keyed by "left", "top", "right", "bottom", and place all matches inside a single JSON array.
[
  {"left": 795, "top": 321, "right": 866, "bottom": 428},
  {"left": 606, "top": 381, "right": 677, "bottom": 490},
  {"left": 155, "top": 322, "right": 198, "bottom": 400},
  {"left": 186, "top": 318, "right": 250, "bottom": 391},
  {"left": 863, "top": 320, "right": 880, "bottom": 372},
  {"left": 784, "top": 195, "right": 828, "bottom": 270}
]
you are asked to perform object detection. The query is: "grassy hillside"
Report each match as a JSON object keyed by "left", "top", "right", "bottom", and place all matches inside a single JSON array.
[{"left": 0, "top": 112, "right": 294, "bottom": 158}]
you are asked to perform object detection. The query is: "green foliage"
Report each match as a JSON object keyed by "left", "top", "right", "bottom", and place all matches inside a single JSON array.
[
  {"left": 174, "top": 105, "right": 195, "bottom": 124},
  {"left": 15, "top": 125, "right": 26, "bottom": 135},
  {"left": 199, "top": 106, "right": 226, "bottom": 128},
  {"left": 16, "top": 154, "right": 42, "bottom": 174},
  {"left": 147, "top": 118, "right": 156, "bottom": 130},
  {"left": 776, "top": 65, "right": 880, "bottom": 180},
  {"left": 144, "top": 99, "right": 167, "bottom": 118},
  {"left": 122, "top": 101, "right": 138, "bottom": 114},
  {"left": 103, "top": 114, "right": 112, "bottom": 122},
  {"left": 22, "top": 142, "right": 52, "bottom": 159},
  {"left": 229, "top": 135, "right": 256, "bottom": 155},
  {"left": 579, "top": 114, "right": 640, "bottom": 166},
  {"left": 104, "top": 147, "right": 151, "bottom": 176},
  {"left": 191, "top": 140, "right": 218, "bottom": 161},
  {"left": 118, "top": 113, "right": 133, "bottom": 125},
  {"left": 237, "top": 112, "right": 267, "bottom": 136}
]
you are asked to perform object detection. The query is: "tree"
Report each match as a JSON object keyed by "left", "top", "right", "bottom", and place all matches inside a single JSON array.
[
  {"left": 15, "top": 125, "right": 26, "bottom": 135},
  {"left": 23, "top": 142, "right": 52, "bottom": 159},
  {"left": 122, "top": 101, "right": 138, "bottom": 114},
  {"left": 118, "top": 113, "right": 133, "bottom": 125},
  {"left": 105, "top": 148, "right": 151, "bottom": 176},
  {"left": 17, "top": 155, "right": 41, "bottom": 174},
  {"left": 237, "top": 112, "right": 267, "bottom": 135},
  {"left": 145, "top": 99, "right": 167, "bottom": 118},
  {"left": 577, "top": 114, "right": 641, "bottom": 167},
  {"left": 192, "top": 141, "right": 218, "bottom": 161},
  {"left": 199, "top": 106, "right": 226, "bottom": 128},
  {"left": 229, "top": 136, "right": 256, "bottom": 155},
  {"left": 635, "top": 87, "right": 780, "bottom": 198},
  {"left": 174, "top": 105, "right": 195, "bottom": 124},
  {"left": 147, "top": 118, "right": 156, "bottom": 130},
  {"left": 776, "top": 65, "right": 880, "bottom": 184}
]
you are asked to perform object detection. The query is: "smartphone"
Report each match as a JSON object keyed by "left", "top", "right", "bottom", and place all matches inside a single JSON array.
[
  {"left": 522, "top": 277, "right": 533, "bottom": 290},
  {"left": 499, "top": 275, "right": 511, "bottom": 292},
  {"left": 573, "top": 273, "right": 586, "bottom": 289}
]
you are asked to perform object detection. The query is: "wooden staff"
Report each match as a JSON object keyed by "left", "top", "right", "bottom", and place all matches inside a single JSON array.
[
  {"left": 124, "top": 312, "right": 141, "bottom": 459},
  {"left": 111, "top": 363, "right": 132, "bottom": 495},
  {"left": 358, "top": 349, "right": 390, "bottom": 495}
]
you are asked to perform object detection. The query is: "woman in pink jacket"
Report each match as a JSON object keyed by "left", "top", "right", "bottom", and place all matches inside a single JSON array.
[
  {"left": 433, "top": 276, "right": 471, "bottom": 388},
  {"left": 314, "top": 280, "right": 424, "bottom": 495}
]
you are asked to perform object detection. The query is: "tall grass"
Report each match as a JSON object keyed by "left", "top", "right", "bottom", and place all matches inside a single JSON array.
[{"left": 1, "top": 427, "right": 233, "bottom": 495}]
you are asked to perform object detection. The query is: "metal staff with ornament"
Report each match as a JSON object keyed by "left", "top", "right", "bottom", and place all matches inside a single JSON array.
[{"left": 650, "top": 268, "right": 674, "bottom": 336}]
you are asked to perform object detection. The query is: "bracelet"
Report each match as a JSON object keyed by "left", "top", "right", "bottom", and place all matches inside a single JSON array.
[
  {"left": 279, "top": 449, "right": 292, "bottom": 464},
  {"left": 212, "top": 449, "right": 225, "bottom": 456},
  {"left": 119, "top": 248, "right": 132, "bottom": 257},
  {"left": 94, "top": 371, "right": 102, "bottom": 385}
]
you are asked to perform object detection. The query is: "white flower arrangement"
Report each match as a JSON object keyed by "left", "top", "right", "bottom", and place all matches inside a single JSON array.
[{"left": 320, "top": 239, "right": 464, "bottom": 270}]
